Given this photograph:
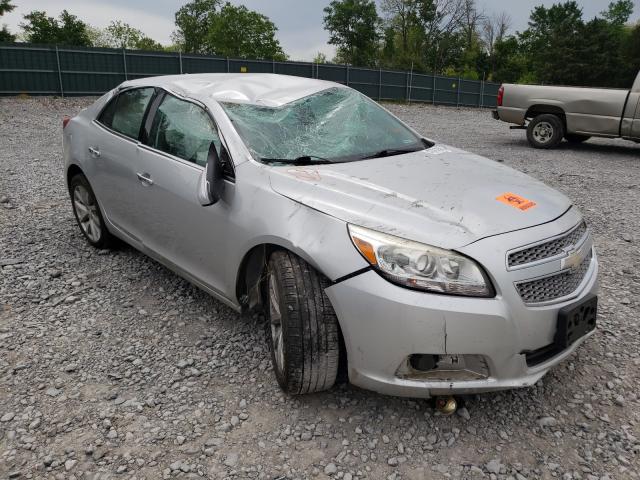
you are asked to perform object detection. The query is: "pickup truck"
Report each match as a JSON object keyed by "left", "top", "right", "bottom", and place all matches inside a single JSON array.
[{"left": 493, "top": 71, "right": 640, "bottom": 148}]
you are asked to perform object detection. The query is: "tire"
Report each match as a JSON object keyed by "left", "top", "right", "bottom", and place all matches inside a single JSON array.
[
  {"left": 69, "top": 173, "right": 115, "bottom": 249},
  {"left": 265, "top": 250, "right": 340, "bottom": 395},
  {"left": 565, "top": 133, "right": 590, "bottom": 144},
  {"left": 526, "top": 114, "right": 564, "bottom": 149}
]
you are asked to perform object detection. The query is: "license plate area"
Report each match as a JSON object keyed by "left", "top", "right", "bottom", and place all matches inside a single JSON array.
[{"left": 554, "top": 294, "right": 597, "bottom": 349}]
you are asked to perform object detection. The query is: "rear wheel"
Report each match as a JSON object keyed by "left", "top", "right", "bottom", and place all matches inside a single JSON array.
[
  {"left": 526, "top": 114, "right": 564, "bottom": 149},
  {"left": 69, "top": 174, "right": 115, "bottom": 249},
  {"left": 565, "top": 133, "right": 590, "bottom": 144},
  {"left": 266, "top": 251, "right": 340, "bottom": 395}
]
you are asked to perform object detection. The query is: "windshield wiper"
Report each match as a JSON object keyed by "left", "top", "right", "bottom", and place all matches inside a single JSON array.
[
  {"left": 360, "top": 147, "right": 424, "bottom": 160},
  {"left": 260, "top": 155, "right": 333, "bottom": 166}
]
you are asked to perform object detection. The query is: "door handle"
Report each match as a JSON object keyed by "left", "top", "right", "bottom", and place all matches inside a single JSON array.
[
  {"left": 136, "top": 172, "right": 154, "bottom": 186},
  {"left": 88, "top": 146, "right": 101, "bottom": 157}
]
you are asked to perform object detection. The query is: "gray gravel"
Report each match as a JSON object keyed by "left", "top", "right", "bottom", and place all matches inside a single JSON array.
[{"left": 1, "top": 96, "right": 639, "bottom": 480}]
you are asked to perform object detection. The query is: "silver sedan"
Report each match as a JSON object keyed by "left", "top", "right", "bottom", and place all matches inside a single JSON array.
[{"left": 63, "top": 74, "right": 598, "bottom": 398}]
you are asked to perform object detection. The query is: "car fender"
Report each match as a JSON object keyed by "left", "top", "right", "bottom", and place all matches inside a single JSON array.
[{"left": 230, "top": 188, "right": 369, "bottom": 309}]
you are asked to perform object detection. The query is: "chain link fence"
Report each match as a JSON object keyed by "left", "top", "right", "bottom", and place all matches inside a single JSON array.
[{"left": 0, "top": 43, "right": 500, "bottom": 106}]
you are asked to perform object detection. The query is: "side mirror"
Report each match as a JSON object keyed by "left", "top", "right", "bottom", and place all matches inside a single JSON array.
[{"left": 198, "top": 142, "right": 225, "bottom": 206}]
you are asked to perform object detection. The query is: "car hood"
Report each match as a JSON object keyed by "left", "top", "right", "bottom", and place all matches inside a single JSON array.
[{"left": 268, "top": 145, "right": 572, "bottom": 249}]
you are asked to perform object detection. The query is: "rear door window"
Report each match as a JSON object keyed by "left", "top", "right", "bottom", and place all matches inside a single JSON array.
[
  {"left": 147, "top": 94, "right": 221, "bottom": 167},
  {"left": 98, "top": 88, "right": 155, "bottom": 140}
]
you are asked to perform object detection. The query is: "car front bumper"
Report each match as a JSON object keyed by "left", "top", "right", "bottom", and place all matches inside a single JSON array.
[{"left": 325, "top": 208, "right": 598, "bottom": 398}]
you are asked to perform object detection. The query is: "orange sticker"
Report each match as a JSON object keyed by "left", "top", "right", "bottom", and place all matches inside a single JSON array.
[{"left": 496, "top": 192, "right": 537, "bottom": 211}]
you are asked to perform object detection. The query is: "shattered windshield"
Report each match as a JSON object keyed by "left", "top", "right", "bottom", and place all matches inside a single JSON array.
[{"left": 220, "top": 87, "right": 426, "bottom": 164}]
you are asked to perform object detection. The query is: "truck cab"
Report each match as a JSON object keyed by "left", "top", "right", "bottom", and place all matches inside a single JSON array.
[{"left": 621, "top": 73, "right": 640, "bottom": 140}]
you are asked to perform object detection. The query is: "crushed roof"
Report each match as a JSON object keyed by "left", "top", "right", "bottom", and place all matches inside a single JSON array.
[{"left": 121, "top": 73, "right": 343, "bottom": 107}]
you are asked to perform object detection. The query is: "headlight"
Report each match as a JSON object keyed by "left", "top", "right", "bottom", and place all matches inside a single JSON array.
[{"left": 348, "top": 225, "right": 494, "bottom": 297}]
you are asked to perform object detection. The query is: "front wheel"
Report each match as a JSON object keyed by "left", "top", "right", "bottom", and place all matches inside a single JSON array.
[
  {"left": 266, "top": 251, "right": 340, "bottom": 395},
  {"left": 526, "top": 114, "right": 564, "bottom": 149}
]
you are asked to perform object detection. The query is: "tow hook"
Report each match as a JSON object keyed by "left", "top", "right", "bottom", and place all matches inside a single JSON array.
[{"left": 435, "top": 395, "right": 457, "bottom": 415}]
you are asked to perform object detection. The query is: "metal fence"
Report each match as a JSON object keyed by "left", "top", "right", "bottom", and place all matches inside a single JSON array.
[{"left": 0, "top": 43, "right": 500, "bottom": 107}]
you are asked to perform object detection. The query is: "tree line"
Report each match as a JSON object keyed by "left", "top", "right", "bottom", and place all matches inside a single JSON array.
[
  {"left": 0, "top": 0, "right": 286, "bottom": 59},
  {"left": 323, "top": 0, "right": 639, "bottom": 87},
  {"left": 0, "top": 0, "right": 639, "bottom": 88}
]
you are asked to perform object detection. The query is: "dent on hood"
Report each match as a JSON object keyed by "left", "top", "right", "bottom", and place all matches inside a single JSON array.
[
  {"left": 269, "top": 148, "right": 572, "bottom": 249},
  {"left": 273, "top": 163, "right": 472, "bottom": 242}
]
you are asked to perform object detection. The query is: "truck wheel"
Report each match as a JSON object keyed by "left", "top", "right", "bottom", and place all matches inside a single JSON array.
[
  {"left": 527, "top": 114, "right": 564, "bottom": 149},
  {"left": 565, "top": 134, "right": 590, "bottom": 144},
  {"left": 266, "top": 250, "right": 340, "bottom": 395}
]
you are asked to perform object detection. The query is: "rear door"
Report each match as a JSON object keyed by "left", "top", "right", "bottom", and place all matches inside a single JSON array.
[
  {"left": 89, "top": 87, "right": 156, "bottom": 240},
  {"left": 135, "top": 92, "right": 232, "bottom": 294}
]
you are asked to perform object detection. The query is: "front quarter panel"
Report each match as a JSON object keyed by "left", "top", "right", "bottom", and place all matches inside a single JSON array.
[{"left": 225, "top": 162, "right": 369, "bottom": 300}]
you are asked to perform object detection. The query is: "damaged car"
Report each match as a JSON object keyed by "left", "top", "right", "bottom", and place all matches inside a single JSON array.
[{"left": 63, "top": 73, "right": 598, "bottom": 398}]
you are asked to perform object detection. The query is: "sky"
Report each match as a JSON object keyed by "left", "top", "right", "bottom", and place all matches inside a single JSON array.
[{"left": 2, "top": 0, "right": 639, "bottom": 61}]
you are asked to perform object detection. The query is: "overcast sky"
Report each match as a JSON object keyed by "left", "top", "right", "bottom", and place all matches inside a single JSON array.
[{"left": 2, "top": 0, "right": 639, "bottom": 60}]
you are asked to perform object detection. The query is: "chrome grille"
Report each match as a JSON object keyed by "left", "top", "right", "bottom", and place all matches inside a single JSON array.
[
  {"left": 516, "top": 250, "right": 592, "bottom": 305},
  {"left": 508, "top": 221, "right": 588, "bottom": 268}
]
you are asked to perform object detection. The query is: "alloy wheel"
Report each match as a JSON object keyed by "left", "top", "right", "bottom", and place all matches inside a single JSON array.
[{"left": 73, "top": 185, "right": 101, "bottom": 243}]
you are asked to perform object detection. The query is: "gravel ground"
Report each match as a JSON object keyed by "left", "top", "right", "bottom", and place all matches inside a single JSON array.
[{"left": 1, "top": 96, "right": 639, "bottom": 480}]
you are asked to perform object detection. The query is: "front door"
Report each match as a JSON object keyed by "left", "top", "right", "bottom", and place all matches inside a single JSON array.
[{"left": 134, "top": 92, "right": 231, "bottom": 295}]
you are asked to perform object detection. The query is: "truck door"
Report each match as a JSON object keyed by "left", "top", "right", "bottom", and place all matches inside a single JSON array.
[
  {"left": 624, "top": 73, "right": 640, "bottom": 139},
  {"left": 631, "top": 96, "right": 640, "bottom": 139}
]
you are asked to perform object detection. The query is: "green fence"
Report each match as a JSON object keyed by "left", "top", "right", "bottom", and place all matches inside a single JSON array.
[{"left": 0, "top": 43, "right": 500, "bottom": 107}]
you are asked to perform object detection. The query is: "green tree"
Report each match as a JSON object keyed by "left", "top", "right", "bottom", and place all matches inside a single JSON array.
[
  {"left": 0, "top": 0, "right": 16, "bottom": 42},
  {"left": 105, "top": 20, "right": 141, "bottom": 49},
  {"left": 323, "top": 0, "right": 380, "bottom": 67},
  {"left": 622, "top": 23, "right": 640, "bottom": 86},
  {"left": 163, "top": 43, "right": 183, "bottom": 52},
  {"left": 516, "top": 0, "right": 636, "bottom": 87},
  {"left": 380, "top": 0, "right": 414, "bottom": 62},
  {"left": 173, "top": 0, "right": 220, "bottom": 53},
  {"left": 379, "top": 0, "right": 478, "bottom": 74},
  {"left": 57, "top": 10, "right": 92, "bottom": 46},
  {"left": 21, "top": 11, "right": 60, "bottom": 44},
  {"left": 0, "top": 0, "right": 14, "bottom": 15},
  {"left": 380, "top": 25, "right": 396, "bottom": 66},
  {"left": 92, "top": 22, "right": 163, "bottom": 51},
  {"left": 492, "top": 36, "right": 529, "bottom": 83},
  {"left": 578, "top": 17, "right": 628, "bottom": 87},
  {"left": 380, "top": 0, "right": 423, "bottom": 70},
  {"left": 518, "top": 1, "right": 584, "bottom": 85},
  {"left": 205, "top": 3, "right": 286, "bottom": 60},
  {"left": 481, "top": 12, "right": 511, "bottom": 80},
  {"left": 0, "top": 24, "right": 13, "bottom": 42},
  {"left": 313, "top": 52, "right": 328, "bottom": 63},
  {"left": 86, "top": 26, "right": 111, "bottom": 48},
  {"left": 601, "top": 0, "right": 634, "bottom": 26},
  {"left": 135, "top": 36, "right": 164, "bottom": 51},
  {"left": 21, "top": 9, "right": 91, "bottom": 46}
]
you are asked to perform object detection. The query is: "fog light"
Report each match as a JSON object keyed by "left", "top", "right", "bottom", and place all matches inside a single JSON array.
[
  {"left": 396, "top": 354, "right": 489, "bottom": 381},
  {"left": 409, "top": 354, "right": 439, "bottom": 371}
]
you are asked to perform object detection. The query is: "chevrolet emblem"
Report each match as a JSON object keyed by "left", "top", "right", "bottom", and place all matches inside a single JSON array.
[{"left": 560, "top": 248, "right": 585, "bottom": 271}]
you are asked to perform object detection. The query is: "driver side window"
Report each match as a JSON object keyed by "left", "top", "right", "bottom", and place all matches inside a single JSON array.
[{"left": 148, "top": 94, "right": 221, "bottom": 167}]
